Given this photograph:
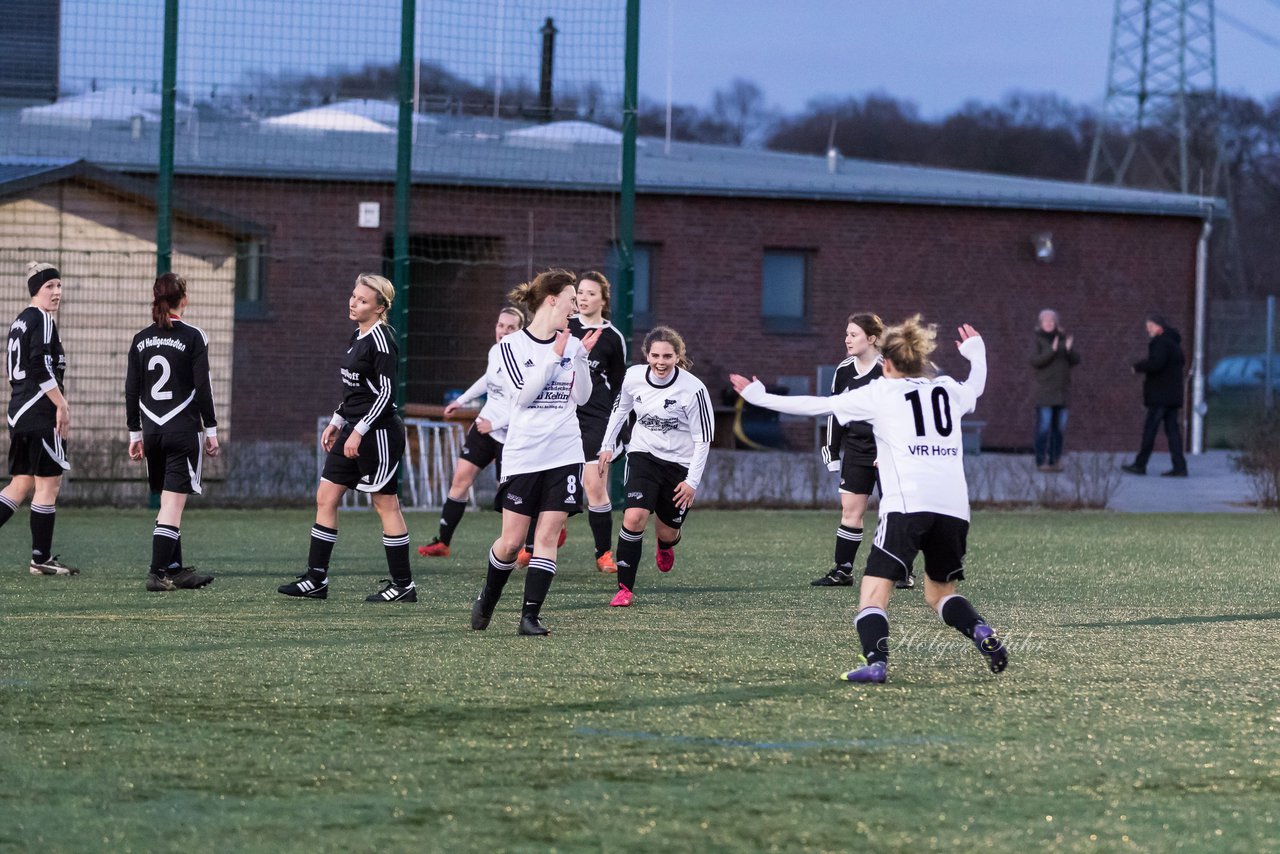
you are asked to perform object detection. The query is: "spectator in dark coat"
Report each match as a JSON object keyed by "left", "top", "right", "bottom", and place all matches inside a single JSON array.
[
  {"left": 1122, "top": 314, "right": 1188, "bottom": 477},
  {"left": 1030, "top": 309, "right": 1080, "bottom": 472}
]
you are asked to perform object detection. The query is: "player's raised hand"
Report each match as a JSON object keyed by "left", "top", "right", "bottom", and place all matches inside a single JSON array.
[
  {"left": 955, "top": 324, "right": 981, "bottom": 348},
  {"left": 580, "top": 327, "right": 603, "bottom": 352},
  {"left": 552, "top": 327, "right": 572, "bottom": 357},
  {"left": 728, "top": 373, "right": 759, "bottom": 394}
]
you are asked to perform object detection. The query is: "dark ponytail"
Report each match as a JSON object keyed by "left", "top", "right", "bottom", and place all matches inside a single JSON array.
[{"left": 152, "top": 273, "right": 187, "bottom": 329}]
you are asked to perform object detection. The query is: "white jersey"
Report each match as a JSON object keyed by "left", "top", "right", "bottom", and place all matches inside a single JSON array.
[
  {"left": 741, "top": 336, "right": 986, "bottom": 520},
  {"left": 498, "top": 328, "right": 593, "bottom": 478},
  {"left": 453, "top": 343, "right": 512, "bottom": 443},
  {"left": 601, "top": 365, "right": 715, "bottom": 489}
]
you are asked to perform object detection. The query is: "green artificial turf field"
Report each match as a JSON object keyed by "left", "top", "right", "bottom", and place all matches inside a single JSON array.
[{"left": 2, "top": 508, "right": 1278, "bottom": 852}]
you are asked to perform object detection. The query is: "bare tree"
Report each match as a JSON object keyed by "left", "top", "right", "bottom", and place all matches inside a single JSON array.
[{"left": 711, "top": 78, "right": 774, "bottom": 146}]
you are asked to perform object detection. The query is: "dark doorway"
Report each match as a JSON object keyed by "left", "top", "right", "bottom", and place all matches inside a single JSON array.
[{"left": 387, "top": 235, "right": 509, "bottom": 405}]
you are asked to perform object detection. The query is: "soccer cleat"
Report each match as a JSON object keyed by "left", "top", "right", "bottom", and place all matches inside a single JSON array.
[
  {"left": 278, "top": 572, "right": 328, "bottom": 599},
  {"left": 973, "top": 624, "right": 1009, "bottom": 674},
  {"left": 516, "top": 549, "right": 532, "bottom": 568},
  {"left": 146, "top": 572, "right": 177, "bottom": 592},
  {"left": 557, "top": 527, "right": 568, "bottom": 547},
  {"left": 470, "top": 597, "right": 494, "bottom": 630},
  {"left": 840, "top": 656, "right": 887, "bottom": 684},
  {"left": 655, "top": 547, "right": 675, "bottom": 573},
  {"left": 519, "top": 613, "right": 550, "bottom": 636},
  {"left": 29, "top": 555, "right": 79, "bottom": 576},
  {"left": 418, "top": 537, "right": 450, "bottom": 558},
  {"left": 1120, "top": 463, "right": 1146, "bottom": 475},
  {"left": 366, "top": 580, "right": 417, "bottom": 602},
  {"left": 596, "top": 551, "right": 618, "bottom": 573},
  {"left": 811, "top": 568, "right": 853, "bottom": 587},
  {"left": 895, "top": 572, "right": 916, "bottom": 590},
  {"left": 169, "top": 567, "right": 214, "bottom": 589},
  {"left": 609, "top": 586, "right": 634, "bottom": 607}
]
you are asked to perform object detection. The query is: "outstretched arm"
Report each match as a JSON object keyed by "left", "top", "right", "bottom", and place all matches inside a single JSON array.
[{"left": 729, "top": 373, "right": 839, "bottom": 418}]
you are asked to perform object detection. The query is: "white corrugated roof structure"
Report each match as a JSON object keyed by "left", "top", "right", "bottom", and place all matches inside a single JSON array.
[{"left": 19, "top": 89, "right": 193, "bottom": 129}]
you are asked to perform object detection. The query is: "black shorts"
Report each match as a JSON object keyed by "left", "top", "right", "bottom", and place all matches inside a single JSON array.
[
  {"left": 8, "top": 427, "right": 70, "bottom": 477},
  {"left": 839, "top": 457, "right": 878, "bottom": 496},
  {"left": 459, "top": 423, "right": 502, "bottom": 475},
  {"left": 498, "top": 462, "right": 584, "bottom": 517},
  {"left": 320, "top": 419, "right": 405, "bottom": 495},
  {"left": 865, "top": 511, "right": 968, "bottom": 584},
  {"left": 622, "top": 451, "right": 691, "bottom": 529},
  {"left": 144, "top": 432, "right": 204, "bottom": 495},
  {"left": 578, "top": 411, "right": 609, "bottom": 464}
]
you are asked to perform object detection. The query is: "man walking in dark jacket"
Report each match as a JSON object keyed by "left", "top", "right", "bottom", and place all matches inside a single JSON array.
[{"left": 1122, "top": 314, "right": 1188, "bottom": 477}]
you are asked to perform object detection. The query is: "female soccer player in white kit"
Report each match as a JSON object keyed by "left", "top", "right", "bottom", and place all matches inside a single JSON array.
[
  {"left": 731, "top": 316, "right": 1007, "bottom": 682},
  {"left": 469, "top": 269, "right": 600, "bottom": 636},
  {"left": 597, "top": 326, "right": 713, "bottom": 607},
  {"left": 418, "top": 306, "right": 524, "bottom": 557}
]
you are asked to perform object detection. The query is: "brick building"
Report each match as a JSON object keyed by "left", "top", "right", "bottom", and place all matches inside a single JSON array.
[{"left": 0, "top": 107, "right": 1220, "bottom": 456}]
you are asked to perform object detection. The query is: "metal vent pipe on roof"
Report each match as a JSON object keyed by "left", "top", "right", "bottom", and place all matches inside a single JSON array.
[{"left": 539, "top": 17, "right": 557, "bottom": 123}]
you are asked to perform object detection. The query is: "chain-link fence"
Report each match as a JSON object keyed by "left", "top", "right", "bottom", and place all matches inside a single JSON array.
[
  {"left": 1206, "top": 296, "right": 1278, "bottom": 448},
  {"left": 1, "top": 0, "right": 630, "bottom": 502}
]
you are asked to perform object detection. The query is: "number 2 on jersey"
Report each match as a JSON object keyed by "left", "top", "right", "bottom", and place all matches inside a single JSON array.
[
  {"left": 904, "top": 388, "right": 953, "bottom": 437},
  {"left": 148, "top": 354, "right": 174, "bottom": 401}
]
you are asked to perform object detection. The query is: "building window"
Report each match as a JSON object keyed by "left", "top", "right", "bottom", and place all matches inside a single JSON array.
[
  {"left": 607, "top": 242, "right": 656, "bottom": 325},
  {"left": 633, "top": 243, "right": 654, "bottom": 319},
  {"left": 235, "top": 239, "right": 265, "bottom": 316},
  {"left": 762, "top": 250, "right": 808, "bottom": 332}
]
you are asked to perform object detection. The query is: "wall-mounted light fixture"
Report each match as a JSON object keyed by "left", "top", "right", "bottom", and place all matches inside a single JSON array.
[{"left": 1032, "top": 232, "right": 1055, "bottom": 263}]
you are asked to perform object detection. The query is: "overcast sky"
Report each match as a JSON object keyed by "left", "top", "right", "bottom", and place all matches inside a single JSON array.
[
  {"left": 636, "top": 0, "right": 1280, "bottom": 116},
  {"left": 58, "top": 0, "right": 1280, "bottom": 116}
]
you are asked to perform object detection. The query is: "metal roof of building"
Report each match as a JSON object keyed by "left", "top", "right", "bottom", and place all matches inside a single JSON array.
[
  {"left": 0, "top": 155, "right": 266, "bottom": 236},
  {"left": 0, "top": 108, "right": 1223, "bottom": 219},
  {"left": 0, "top": 157, "right": 81, "bottom": 187}
]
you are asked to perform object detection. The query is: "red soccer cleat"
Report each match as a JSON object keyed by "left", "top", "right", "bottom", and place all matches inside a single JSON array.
[{"left": 418, "top": 538, "right": 450, "bottom": 558}]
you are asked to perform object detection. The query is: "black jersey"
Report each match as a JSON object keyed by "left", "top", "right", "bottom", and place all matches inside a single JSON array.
[
  {"left": 125, "top": 319, "right": 218, "bottom": 436},
  {"left": 568, "top": 316, "right": 627, "bottom": 422},
  {"left": 7, "top": 306, "right": 66, "bottom": 431},
  {"left": 822, "top": 356, "right": 882, "bottom": 467},
  {"left": 334, "top": 323, "right": 399, "bottom": 432}
]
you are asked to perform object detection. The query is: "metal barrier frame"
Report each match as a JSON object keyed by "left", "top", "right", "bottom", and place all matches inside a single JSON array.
[{"left": 315, "top": 417, "right": 474, "bottom": 510}]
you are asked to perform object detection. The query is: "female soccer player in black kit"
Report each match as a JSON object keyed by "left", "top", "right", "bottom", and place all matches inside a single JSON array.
[
  {"left": 125, "top": 273, "right": 219, "bottom": 591},
  {"left": 2, "top": 262, "right": 77, "bottom": 576},
  {"left": 567, "top": 271, "right": 628, "bottom": 572},
  {"left": 813, "top": 313, "right": 889, "bottom": 588},
  {"left": 470, "top": 269, "right": 600, "bottom": 636},
  {"left": 277, "top": 274, "right": 417, "bottom": 603}
]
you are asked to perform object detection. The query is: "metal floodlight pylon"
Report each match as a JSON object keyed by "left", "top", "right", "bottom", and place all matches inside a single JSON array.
[{"left": 1086, "top": 0, "right": 1220, "bottom": 193}]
